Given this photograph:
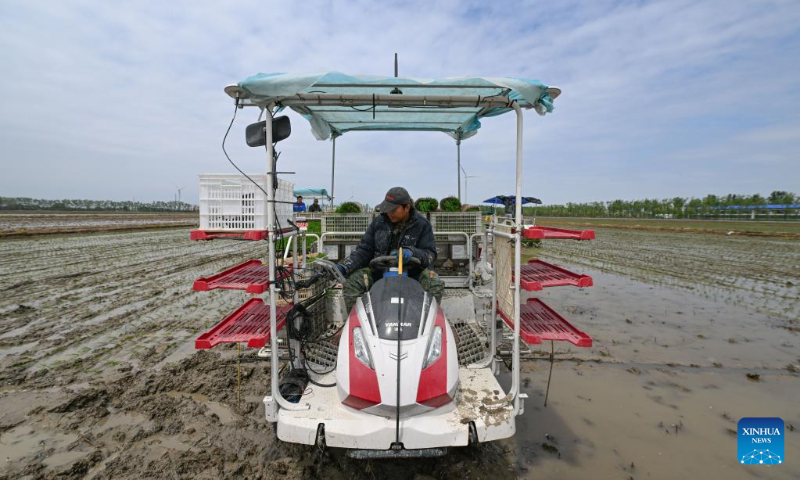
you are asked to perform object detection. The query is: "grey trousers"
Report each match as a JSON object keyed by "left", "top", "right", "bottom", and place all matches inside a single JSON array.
[{"left": 342, "top": 267, "right": 445, "bottom": 312}]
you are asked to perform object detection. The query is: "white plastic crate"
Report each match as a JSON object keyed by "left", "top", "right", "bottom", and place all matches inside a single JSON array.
[
  {"left": 430, "top": 212, "right": 483, "bottom": 235},
  {"left": 321, "top": 214, "right": 374, "bottom": 233},
  {"left": 199, "top": 174, "right": 294, "bottom": 231}
]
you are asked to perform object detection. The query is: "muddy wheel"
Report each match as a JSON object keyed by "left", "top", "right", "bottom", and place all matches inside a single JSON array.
[
  {"left": 468, "top": 421, "right": 478, "bottom": 447},
  {"left": 314, "top": 424, "right": 326, "bottom": 451},
  {"left": 312, "top": 424, "right": 327, "bottom": 464}
]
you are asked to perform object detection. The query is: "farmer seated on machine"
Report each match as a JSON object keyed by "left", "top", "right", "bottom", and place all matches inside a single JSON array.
[{"left": 336, "top": 187, "right": 444, "bottom": 311}]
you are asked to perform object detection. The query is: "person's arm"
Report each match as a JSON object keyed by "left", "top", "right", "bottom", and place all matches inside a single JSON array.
[
  {"left": 341, "top": 218, "right": 378, "bottom": 275},
  {"left": 405, "top": 221, "right": 437, "bottom": 269}
]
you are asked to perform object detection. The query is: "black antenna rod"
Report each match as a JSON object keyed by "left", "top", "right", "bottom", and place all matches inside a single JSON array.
[{"left": 394, "top": 53, "right": 398, "bottom": 77}]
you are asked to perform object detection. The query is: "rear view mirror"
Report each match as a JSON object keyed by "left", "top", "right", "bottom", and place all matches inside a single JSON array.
[{"left": 246, "top": 116, "right": 291, "bottom": 147}]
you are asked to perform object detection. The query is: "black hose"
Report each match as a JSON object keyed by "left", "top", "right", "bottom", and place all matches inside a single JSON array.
[
  {"left": 286, "top": 304, "right": 314, "bottom": 341},
  {"left": 287, "top": 295, "right": 340, "bottom": 388}
]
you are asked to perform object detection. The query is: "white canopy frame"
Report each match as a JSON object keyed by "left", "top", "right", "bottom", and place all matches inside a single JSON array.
[
  {"left": 227, "top": 84, "right": 559, "bottom": 207},
  {"left": 225, "top": 84, "right": 554, "bottom": 418}
]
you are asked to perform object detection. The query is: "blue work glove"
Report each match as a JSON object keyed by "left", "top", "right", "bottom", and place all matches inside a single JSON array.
[
  {"left": 336, "top": 264, "right": 347, "bottom": 277},
  {"left": 390, "top": 249, "right": 413, "bottom": 260}
]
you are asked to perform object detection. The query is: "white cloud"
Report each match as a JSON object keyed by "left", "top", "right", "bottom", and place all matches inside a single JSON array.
[{"left": 0, "top": 0, "right": 798, "bottom": 205}]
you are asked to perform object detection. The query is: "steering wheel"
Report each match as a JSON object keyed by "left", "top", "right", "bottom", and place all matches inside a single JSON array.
[{"left": 369, "top": 254, "right": 422, "bottom": 274}]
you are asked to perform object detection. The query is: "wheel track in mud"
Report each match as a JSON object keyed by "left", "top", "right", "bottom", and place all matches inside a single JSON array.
[
  {"left": 1, "top": 349, "right": 521, "bottom": 479},
  {"left": 0, "top": 230, "right": 270, "bottom": 378},
  {"left": 1, "top": 231, "right": 256, "bottom": 308},
  {"left": 0, "top": 232, "right": 242, "bottom": 283},
  {"left": 1, "top": 264, "right": 244, "bottom": 347}
]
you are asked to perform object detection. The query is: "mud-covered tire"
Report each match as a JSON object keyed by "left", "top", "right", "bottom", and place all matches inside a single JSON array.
[{"left": 468, "top": 421, "right": 478, "bottom": 447}]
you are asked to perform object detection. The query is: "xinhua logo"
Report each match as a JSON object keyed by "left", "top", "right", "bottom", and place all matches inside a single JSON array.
[{"left": 738, "top": 417, "right": 784, "bottom": 465}]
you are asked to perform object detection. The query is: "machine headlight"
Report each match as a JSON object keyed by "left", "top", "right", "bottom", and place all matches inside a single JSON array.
[
  {"left": 423, "top": 326, "right": 442, "bottom": 369},
  {"left": 352, "top": 327, "right": 373, "bottom": 369}
]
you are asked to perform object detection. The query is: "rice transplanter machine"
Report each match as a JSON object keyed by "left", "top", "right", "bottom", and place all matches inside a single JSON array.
[{"left": 189, "top": 72, "right": 596, "bottom": 458}]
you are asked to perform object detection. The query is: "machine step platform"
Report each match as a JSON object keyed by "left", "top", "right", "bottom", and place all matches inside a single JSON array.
[
  {"left": 498, "top": 299, "right": 592, "bottom": 347},
  {"left": 517, "top": 259, "right": 593, "bottom": 291},
  {"left": 195, "top": 298, "right": 291, "bottom": 349},
  {"left": 193, "top": 260, "right": 292, "bottom": 294},
  {"left": 523, "top": 226, "right": 595, "bottom": 240}
]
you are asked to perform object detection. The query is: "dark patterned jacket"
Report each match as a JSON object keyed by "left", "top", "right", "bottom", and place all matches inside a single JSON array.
[{"left": 341, "top": 208, "right": 437, "bottom": 279}]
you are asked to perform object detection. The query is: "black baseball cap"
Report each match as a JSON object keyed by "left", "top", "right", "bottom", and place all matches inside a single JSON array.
[{"left": 376, "top": 186, "right": 411, "bottom": 213}]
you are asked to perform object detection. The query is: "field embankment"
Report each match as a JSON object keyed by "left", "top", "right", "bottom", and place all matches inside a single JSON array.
[{"left": 0, "top": 212, "right": 198, "bottom": 238}]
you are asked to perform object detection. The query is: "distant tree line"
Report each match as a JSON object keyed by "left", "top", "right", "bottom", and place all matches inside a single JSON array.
[
  {"left": 522, "top": 191, "right": 798, "bottom": 218},
  {"left": 0, "top": 197, "right": 198, "bottom": 212}
]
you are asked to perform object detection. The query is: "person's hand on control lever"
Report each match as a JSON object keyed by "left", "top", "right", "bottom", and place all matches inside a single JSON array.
[
  {"left": 336, "top": 264, "right": 347, "bottom": 277},
  {"left": 390, "top": 249, "right": 412, "bottom": 260}
]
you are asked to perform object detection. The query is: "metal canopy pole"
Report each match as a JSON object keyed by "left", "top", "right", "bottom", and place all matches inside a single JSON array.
[
  {"left": 266, "top": 104, "right": 308, "bottom": 412},
  {"left": 330, "top": 135, "right": 337, "bottom": 209},
  {"left": 456, "top": 139, "right": 461, "bottom": 202},
  {"left": 278, "top": 94, "right": 514, "bottom": 108},
  {"left": 510, "top": 102, "right": 524, "bottom": 416}
]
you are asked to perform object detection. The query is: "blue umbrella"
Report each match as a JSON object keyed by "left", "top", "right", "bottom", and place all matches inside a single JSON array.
[{"left": 483, "top": 195, "right": 542, "bottom": 205}]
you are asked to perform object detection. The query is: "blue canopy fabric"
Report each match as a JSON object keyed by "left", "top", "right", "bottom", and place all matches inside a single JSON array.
[
  {"left": 484, "top": 195, "right": 542, "bottom": 205},
  {"left": 293, "top": 188, "right": 330, "bottom": 200},
  {"left": 237, "top": 72, "right": 557, "bottom": 141}
]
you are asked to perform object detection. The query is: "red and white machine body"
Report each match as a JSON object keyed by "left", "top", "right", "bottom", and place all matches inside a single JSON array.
[
  {"left": 336, "top": 276, "right": 459, "bottom": 418},
  {"left": 270, "top": 273, "right": 515, "bottom": 455}
]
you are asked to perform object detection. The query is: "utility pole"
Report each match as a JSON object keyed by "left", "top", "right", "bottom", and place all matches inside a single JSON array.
[{"left": 174, "top": 185, "right": 187, "bottom": 210}]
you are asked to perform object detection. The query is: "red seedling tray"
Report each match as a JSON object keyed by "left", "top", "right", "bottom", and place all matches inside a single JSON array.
[
  {"left": 523, "top": 226, "right": 595, "bottom": 240},
  {"left": 195, "top": 298, "right": 292, "bottom": 349},
  {"left": 193, "top": 260, "right": 292, "bottom": 294},
  {"left": 191, "top": 229, "right": 269, "bottom": 241},
  {"left": 498, "top": 298, "right": 592, "bottom": 347},
  {"left": 517, "top": 259, "right": 593, "bottom": 291}
]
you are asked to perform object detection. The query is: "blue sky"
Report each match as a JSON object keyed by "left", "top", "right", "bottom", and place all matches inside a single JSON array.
[{"left": 1, "top": 0, "right": 798, "bottom": 206}]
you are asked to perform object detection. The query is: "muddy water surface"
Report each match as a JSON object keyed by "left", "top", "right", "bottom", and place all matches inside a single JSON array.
[{"left": 504, "top": 267, "right": 799, "bottom": 479}]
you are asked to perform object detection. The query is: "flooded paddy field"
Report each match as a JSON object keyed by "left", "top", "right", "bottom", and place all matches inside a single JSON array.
[
  {"left": 532, "top": 217, "right": 800, "bottom": 237},
  {"left": 529, "top": 225, "right": 800, "bottom": 322},
  {"left": 0, "top": 227, "right": 798, "bottom": 479}
]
